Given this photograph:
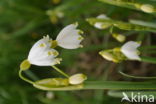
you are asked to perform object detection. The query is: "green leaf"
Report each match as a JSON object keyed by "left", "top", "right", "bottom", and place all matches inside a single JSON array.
[
  {"left": 33, "top": 80, "right": 156, "bottom": 91},
  {"left": 99, "top": 0, "right": 156, "bottom": 14},
  {"left": 108, "top": 90, "right": 156, "bottom": 98},
  {"left": 141, "top": 56, "right": 156, "bottom": 64}
]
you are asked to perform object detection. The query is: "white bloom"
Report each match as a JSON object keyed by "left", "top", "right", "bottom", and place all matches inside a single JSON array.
[
  {"left": 56, "top": 23, "right": 83, "bottom": 49},
  {"left": 69, "top": 73, "right": 87, "bottom": 85},
  {"left": 121, "top": 41, "right": 141, "bottom": 60},
  {"left": 94, "top": 14, "right": 111, "bottom": 29},
  {"left": 28, "top": 35, "right": 62, "bottom": 66}
]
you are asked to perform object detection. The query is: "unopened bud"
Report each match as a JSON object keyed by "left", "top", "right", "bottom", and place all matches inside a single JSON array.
[
  {"left": 140, "top": 4, "right": 154, "bottom": 13},
  {"left": 20, "top": 59, "right": 31, "bottom": 70},
  {"left": 69, "top": 73, "right": 87, "bottom": 85},
  {"left": 112, "top": 33, "right": 126, "bottom": 42},
  {"left": 50, "top": 15, "right": 58, "bottom": 24},
  {"left": 35, "top": 78, "right": 69, "bottom": 87},
  {"left": 99, "top": 51, "right": 114, "bottom": 61}
]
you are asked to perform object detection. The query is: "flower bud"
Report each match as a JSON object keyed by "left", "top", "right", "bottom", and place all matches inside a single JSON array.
[
  {"left": 99, "top": 51, "right": 115, "bottom": 62},
  {"left": 50, "top": 15, "right": 58, "bottom": 24},
  {"left": 69, "top": 73, "right": 87, "bottom": 85},
  {"left": 35, "top": 78, "right": 69, "bottom": 87},
  {"left": 20, "top": 59, "right": 31, "bottom": 71},
  {"left": 140, "top": 4, "right": 154, "bottom": 13},
  {"left": 112, "top": 33, "right": 126, "bottom": 42}
]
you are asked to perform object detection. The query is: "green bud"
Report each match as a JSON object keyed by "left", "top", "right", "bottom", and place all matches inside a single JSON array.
[
  {"left": 35, "top": 78, "right": 69, "bottom": 87},
  {"left": 20, "top": 59, "right": 31, "bottom": 71},
  {"left": 50, "top": 15, "right": 58, "bottom": 24},
  {"left": 112, "top": 33, "right": 126, "bottom": 42},
  {"left": 99, "top": 48, "right": 127, "bottom": 63},
  {"left": 99, "top": 51, "right": 114, "bottom": 61}
]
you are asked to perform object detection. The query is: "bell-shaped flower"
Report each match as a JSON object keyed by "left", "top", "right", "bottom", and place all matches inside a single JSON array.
[
  {"left": 69, "top": 73, "right": 87, "bottom": 85},
  {"left": 27, "top": 35, "right": 62, "bottom": 66},
  {"left": 55, "top": 23, "right": 84, "bottom": 49},
  {"left": 94, "top": 14, "right": 111, "bottom": 29},
  {"left": 121, "top": 41, "right": 141, "bottom": 61}
]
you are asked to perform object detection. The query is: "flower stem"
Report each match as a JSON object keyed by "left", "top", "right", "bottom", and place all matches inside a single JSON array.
[
  {"left": 51, "top": 65, "right": 69, "bottom": 78},
  {"left": 141, "top": 56, "right": 156, "bottom": 64},
  {"left": 33, "top": 81, "right": 156, "bottom": 91},
  {"left": 119, "top": 70, "right": 156, "bottom": 79},
  {"left": 19, "top": 70, "right": 35, "bottom": 84}
]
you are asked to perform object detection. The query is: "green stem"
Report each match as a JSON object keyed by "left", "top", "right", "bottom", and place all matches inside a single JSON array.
[
  {"left": 109, "top": 26, "right": 114, "bottom": 34},
  {"left": 119, "top": 70, "right": 156, "bottom": 79},
  {"left": 141, "top": 56, "right": 156, "bottom": 64},
  {"left": 19, "top": 70, "right": 35, "bottom": 84},
  {"left": 84, "top": 81, "right": 156, "bottom": 90},
  {"left": 33, "top": 81, "right": 156, "bottom": 91},
  {"left": 51, "top": 65, "right": 69, "bottom": 78}
]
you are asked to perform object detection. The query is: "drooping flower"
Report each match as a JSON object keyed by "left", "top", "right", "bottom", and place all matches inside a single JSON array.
[
  {"left": 121, "top": 41, "right": 141, "bottom": 61},
  {"left": 69, "top": 73, "right": 87, "bottom": 85},
  {"left": 94, "top": 14, "right": 111, "bottom": 29},
  {"left": 26, "top": 35, "right": 61, "bottom": 67},
  {"left": 54, "top": 23, "right": 84, "bottom": 49}
]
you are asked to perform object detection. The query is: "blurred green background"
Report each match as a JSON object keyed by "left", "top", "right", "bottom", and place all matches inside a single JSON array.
[{"left": 0, "top": 0, "right": 156, "bottom": 104}]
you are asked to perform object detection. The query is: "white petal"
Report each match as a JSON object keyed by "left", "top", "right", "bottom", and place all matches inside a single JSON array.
[
  {"left": 28, "top": 35, "right": 52, "bottom": 59},
  {"left": 94, "top": 14, "right": 110, "bottom": 29},
  {"left": 121, "top": 41, "right": 141, "bottom": 60},
  {"left": 69, "top": 73, "right": 87, "bottom": 85},
  {"left": 56, "top": 24, "right": 83, "bottom": 49},
  {"left": 28, "top": 35, "right": 61, "bottom": 66}
]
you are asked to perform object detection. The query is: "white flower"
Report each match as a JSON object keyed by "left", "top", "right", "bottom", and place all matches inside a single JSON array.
[
  {"left": 69, "top": 73, "right": 87, "bottom": 85},
  {"left": 56, "top": 23, "right": 83, "bottom": 49},
  {"left": 94, "top": 14, "right": 111, "bottom": 29},
  {"left": 121, "top": 41, "right": 141, "bottom": 60},
  {"left": 28, "top": 35, "right": 62, "bottom": 66}
]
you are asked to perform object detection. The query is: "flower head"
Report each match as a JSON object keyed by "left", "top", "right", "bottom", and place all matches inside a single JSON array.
[
  {"left": 56, "top": 23, "right": 84, "bottom": 49},
  {"left": 94, "top": 14, "right": 111, "bottom": 29},
  {"left": 27, "top": 35, "right": 62, "bottom": 66},
  {"left": 69, "top": 73, "right": 87, "bottom": 85},
  {"left": 121, "top": 41, "right": 141, "bottom": 61}
]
